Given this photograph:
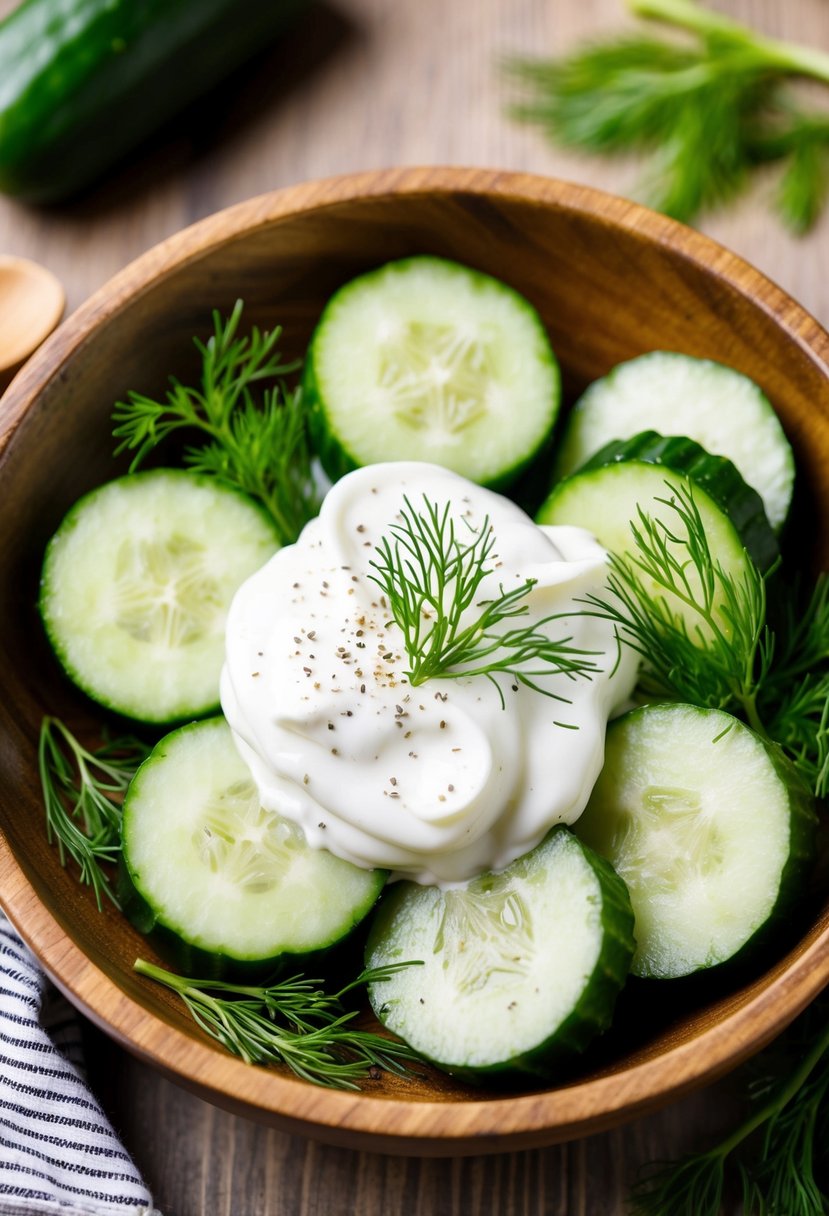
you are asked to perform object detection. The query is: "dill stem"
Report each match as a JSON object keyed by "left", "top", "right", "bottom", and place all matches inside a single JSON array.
[
  {"left": 134, "top": 958, "right": 188, "bottom": 990},
  {"left": 741, "top": 694, "right": 769, "bottom": 740},
  {"left": 629, "top": 0, "right": 754, "bottom": 41},
  {"left": 710, "top": 1016, "right": 829, "bottom": 1162},
  {"left": 628, "top": 0, "right": 829, "bottom": 85}
]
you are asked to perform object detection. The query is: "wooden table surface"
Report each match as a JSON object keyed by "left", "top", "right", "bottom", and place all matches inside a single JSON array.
[{"left": 1, "top": 0, "right": 828, "bottom": 1212}]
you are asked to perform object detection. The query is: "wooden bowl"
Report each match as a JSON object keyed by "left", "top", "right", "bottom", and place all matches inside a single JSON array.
[{"left": 1, "top": 167, "right": 828, "bottom": 1155}]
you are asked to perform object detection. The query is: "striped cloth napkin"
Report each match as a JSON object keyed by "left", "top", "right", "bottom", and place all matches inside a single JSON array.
[{"left": 0, "top": 913, "right": 159, "bottom": 1216}]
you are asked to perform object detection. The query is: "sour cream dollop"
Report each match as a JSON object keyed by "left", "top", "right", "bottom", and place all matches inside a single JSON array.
[{"left": 221, "top": 462, "right": 637, "bottom": 885}]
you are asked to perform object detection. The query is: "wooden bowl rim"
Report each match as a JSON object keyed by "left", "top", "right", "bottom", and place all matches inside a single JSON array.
[{"left": 2, "top": 166, "right": 829, "bottom": 1149}]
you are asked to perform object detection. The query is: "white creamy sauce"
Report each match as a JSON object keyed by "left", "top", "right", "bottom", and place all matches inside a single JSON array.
[{"left": 221, "top": 462, "right": 637, "bottom": 885}]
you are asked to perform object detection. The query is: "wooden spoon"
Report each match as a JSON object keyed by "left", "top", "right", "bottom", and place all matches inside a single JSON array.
[{"left": 0, "top": 256, "right": 65, "bottom": 394}]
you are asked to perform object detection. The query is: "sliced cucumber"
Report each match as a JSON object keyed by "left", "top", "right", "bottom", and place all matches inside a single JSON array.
[
  {"left": 537, "top": 432, "right": 778, "bottom": 643},
  {"left": 304, "top": 255, "right": 560, "bottom": 488},
  {"left": 575, "top": 704, "right": 817, "bottom": 979},
  {"left": 122, "top": 717, "right": 386, "bottom": 975},
  {"left": 552, "top": 352, "right": 794, "bottom": 531},
  {"left": 562, "top": 431, "right": 778, "bottom": 570},
  {"left": 39, "top": 470, "right": 279, "bottom": 724},
  {"left": 365, "top": 828, "right": 634, "bottom": 1083}
]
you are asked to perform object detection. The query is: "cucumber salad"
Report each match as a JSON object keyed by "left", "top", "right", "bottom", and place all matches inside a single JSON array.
[{"left": 38, "top": 256, "right": 824, "bottom": 1089}]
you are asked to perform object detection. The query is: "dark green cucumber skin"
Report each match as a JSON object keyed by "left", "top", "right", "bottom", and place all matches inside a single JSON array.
[
  {"left": 0, "top": 0, "right": 306, "bottom": 201},
  {"left": 120, "top": 719, "right": 387, "bottom": 982},
  {"left": 367, "top": 828, "right": 636, "bottom": 1086},
  {"left": 303, "top": 256, "right": 561, "bottom": 492},
  {"left": 563, "top": 430, "right": 779, "bottom": 574}
]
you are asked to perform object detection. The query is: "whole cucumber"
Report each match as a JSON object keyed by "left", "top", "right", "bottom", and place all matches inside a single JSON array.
[{"left": 0, "top": 0, "right": 306, "bottom": 202}]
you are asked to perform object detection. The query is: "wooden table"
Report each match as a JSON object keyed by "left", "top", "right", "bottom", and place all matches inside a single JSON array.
[{"left": 1, "top": 0, "right": 827, "bottom": 1211}]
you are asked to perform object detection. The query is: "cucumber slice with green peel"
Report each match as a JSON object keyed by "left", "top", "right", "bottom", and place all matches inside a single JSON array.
[
  {"left": 365, "top": 828, "right": 634, "bottom": 1083},
  {"left": 304, "top": 256, "right": 560, "bottom": 488},
  {"left": 537, "top": 432, "right": 778, "bottom": 643},
  {"left": 121, "top": 717, "right": 386, "bottom": 976},
  {"left": 552, "top": 352, "right": 794, "bottom": 531},
  {"left": 39, "top": 470, "right": 279, "bottom": 724},
  {"left": 575, "top": 704, "right": 817, "bottom": 980},
  {"left": 574, "top": 430, "right": 778, "bottom": 572}
]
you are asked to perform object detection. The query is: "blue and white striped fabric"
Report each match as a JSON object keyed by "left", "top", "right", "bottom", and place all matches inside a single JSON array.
[{"left": 0, "top": 913, "right": 159, "bottom": 1216}]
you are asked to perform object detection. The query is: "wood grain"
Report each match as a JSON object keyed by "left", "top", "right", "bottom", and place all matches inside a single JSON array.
[
  {"left": 85, "top": 1031, "right": 743, "bottom": 1216},
  {"left": 0, "top": 0, "right": 827, "bottom": 324},
  {"left": 0, "top": 0, "right": 828, "bottom": 1211}
]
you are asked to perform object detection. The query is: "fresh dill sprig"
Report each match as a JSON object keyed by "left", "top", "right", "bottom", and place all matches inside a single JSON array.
[
  {"left": 577, "top": 480, "right": 829, "bottom": 795},
  {"left": 369, "top": 495, "right": 602, "bottom": 708},
  {"left": 134, "top": 958, "right": 423, "bottom": 1090},
  {"left": 630, "top": 996, "right": 829, "bottom": 1216},
  {"left": 112, "top": 300, "right": 320, "bottom": 545},
  {"left": 751, "top": 107, "right": 829, "bottom": 234},
  {"left": 762, "top": 672, "right": 829, "bottom": 800},
  {"left": 759, "top": 576, "right": 829, "bottom": 797},
  {"left": 508, "top": 0, "right": 829, "bottom": 232},
  {"left": 580, "top": 480, "right": 772, "bottom": 731},
  {"left": 764, "top": 575, "right": 829, "bottom": 688},
  {"left": 38, "top": 717, "right": 150, "bottom": 910}
]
